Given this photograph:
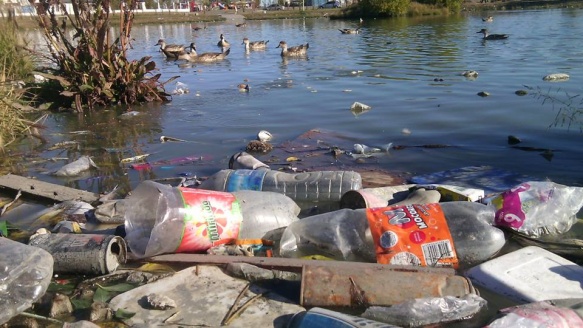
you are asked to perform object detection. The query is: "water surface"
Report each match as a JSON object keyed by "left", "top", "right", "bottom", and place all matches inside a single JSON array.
[{"left": 15, "top": 8, "right": 583, "bottom": 193}]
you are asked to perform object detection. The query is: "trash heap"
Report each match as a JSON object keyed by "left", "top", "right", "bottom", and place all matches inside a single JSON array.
[{"left": 2, "top": 150, "right": 583, "bottom": 328}]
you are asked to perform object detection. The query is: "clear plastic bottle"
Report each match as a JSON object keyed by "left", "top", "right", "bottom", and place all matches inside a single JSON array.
[
  {"left": 124, "top": 180, "right": 300, "bottom": 258},
  {"left": 0, "top": 237, "right": 54, "bottom": 325},
  {"left": 278, "top": 202, "right": 506, "bottom": 269},
  {"left": 198, "top": 169, "right": 362, "bottom": 203}
]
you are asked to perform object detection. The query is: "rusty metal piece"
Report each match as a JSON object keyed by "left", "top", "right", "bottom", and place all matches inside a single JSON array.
[{"left": 300, "top": 263, "right": 475, "bottom": 308}]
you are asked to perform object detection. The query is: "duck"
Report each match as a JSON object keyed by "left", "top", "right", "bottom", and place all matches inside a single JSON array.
[
  {"left": 482, "top": 16, "right": 494, "bottom": 22},
  {"left": 155, "top": 39, "right": 186, "bottom": 56},
  {"left": 161, "top": 42, "right": 195, "bottom": 60},
  {"left": 187, "top": 46, "right": 231, "bottom": 62},
  {"left": 242, "top": 38, "right": 269, "bottom": 51},
  {"left": 276, "top": 41, "right": 309, "bottom": 57},
  {"left": 235, "top": 22, "right": 247, "bottom": 27},
  {"left": 238, "top": 83, "right": 250, "bottom": 92},
  {"left": 192, "top": 25, "right": 206, "bottom": 31},
  {"left": 477, "top": 28, "right": 508, "bottom": 40},
  {"left": 217, "top": 34, "right": 230, "bottom": 48},
  {"left": 339, "top": 28, "right": 360, "bottom": 34}
]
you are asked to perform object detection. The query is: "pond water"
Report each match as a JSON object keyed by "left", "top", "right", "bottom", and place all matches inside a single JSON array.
[{"left": 12, "top": 8, "right": 583, "bottom": 195}]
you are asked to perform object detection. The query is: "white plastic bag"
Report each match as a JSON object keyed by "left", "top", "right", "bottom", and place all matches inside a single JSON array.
[{"left": 490, "top": 181, "right": 583, "bottom": 238}]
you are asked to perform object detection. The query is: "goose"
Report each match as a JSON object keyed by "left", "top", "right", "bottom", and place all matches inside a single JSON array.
[
  {"left": 339, "top": 28, "right": 360, "bottom": 34},
  {"left": 155, "top": 39, "right": 186, "bottom": 57},
  {"left": 482, "top": 16, "right": 493, "bottom": 22},
  {"left": 217, "top": 34, "right": 230, "bottom": 48},
  {"left": 477, "top": 28, "right": 508, "bottom": 40},
  {"left": 187, "top": 46, "right": 231, "bottom": 62},
  {"left": 276, "top": 41, "right": 309, "bottom": 57},
  {"left": 242, "top": 38, "right": 269, "bottom": 51},
  {"left": 161, "top": 42, "right": 195, "bottom": 60}
]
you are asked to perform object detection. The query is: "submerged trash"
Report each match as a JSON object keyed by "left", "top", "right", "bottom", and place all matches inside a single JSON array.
[
  {"left": 542, "top": 73, "right": 569, "bottom": 81},
  {"left": 53, "top": 156, "right": 99, "bottom": 177}
]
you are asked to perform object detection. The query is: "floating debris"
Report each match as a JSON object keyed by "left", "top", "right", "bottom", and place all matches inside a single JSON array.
[
  {"left": 542, "top": 73, "right": 569, "bottom": 82},
  {"left": 160, "top": 136, "right": 187, "bottom": 143},
  {"left": 462, "top": 70, "right": 478, "bottom": 78},
  {"left": 53, "top": 156, "right": 99, "bottom": 177},
  {"left": 121, "top": 154, "right": 150, "bottom": 163},
  {"left": 350, "top": 102, "right": 372, "bottom": 117},
  {"left": 257, "top": 130, "right": 272, "bottom": 142},
  {"left": 172, "top": 82, "right": 189, "bottom": 95}
]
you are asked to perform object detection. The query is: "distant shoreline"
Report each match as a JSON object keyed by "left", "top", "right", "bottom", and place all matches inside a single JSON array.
[{"left": 3, "top": 0, "right": 582, "bottom": 30}]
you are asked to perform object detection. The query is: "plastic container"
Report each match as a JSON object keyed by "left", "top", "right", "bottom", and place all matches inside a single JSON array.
[
  {"left": 288, "top": 307, "right": 399, "bottom": 328},
  {"left": 124, "top": 180, "right": 300, "bottom": 258},
  {"left": 198, "top": 169, "right": 362, "bottom": 203},
  {"left": 279, "top": 202, "right": 506, "bottom": 269},
  {"left": 466, "top": 246, "right": 583, "bottom": 304},
  {"left": 0, "top": 237, "right": 54, "bottom": 325},
  {"left": 28, "top": 233, "right": 127, "bottom": 275}
]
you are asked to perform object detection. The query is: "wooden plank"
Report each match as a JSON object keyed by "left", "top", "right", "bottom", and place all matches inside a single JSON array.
[
  {"left": 0, "top": 174, "right": 99, "bottom": 203},
  {"left": 148, "top": 253, "right": 456, "bottom": 275}
]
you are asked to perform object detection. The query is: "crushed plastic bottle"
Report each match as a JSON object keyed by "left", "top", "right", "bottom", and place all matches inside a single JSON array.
[
  {"left": 198, "top": 169, "right": 362, "bottom": 203},
  {"left": 124, "top": 180, "right": 300, "bottom": 258},
  {"left": 0, "top": 237, "right": 54, "bottom": 325},
  {"left": 362, "top": 293, "right": 487, "bottom": 327},
  {"left": 278, "top": 202, "right": 506, "bottom": 269}
]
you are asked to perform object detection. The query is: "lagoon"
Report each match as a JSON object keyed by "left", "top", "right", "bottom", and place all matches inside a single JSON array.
[{"left": 14, "top": 8, "right": 583, "bottom": 194}]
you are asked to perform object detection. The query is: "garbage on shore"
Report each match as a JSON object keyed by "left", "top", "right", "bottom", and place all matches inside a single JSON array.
[{"left": 2, "top": 135, "right": 583, "bottom": 328}]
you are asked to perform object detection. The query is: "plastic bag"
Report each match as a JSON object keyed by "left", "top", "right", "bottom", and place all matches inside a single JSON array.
[
  {"left": 486, "top": 299, "right": 583, "bottom": 328},
  {"left": 490, "top": 181, "right": 583, "bottom": 238}
]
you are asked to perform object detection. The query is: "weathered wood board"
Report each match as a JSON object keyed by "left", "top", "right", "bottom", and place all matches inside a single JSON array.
[{"left": 0, "top": 173, "right": 99, "bottom": 203}]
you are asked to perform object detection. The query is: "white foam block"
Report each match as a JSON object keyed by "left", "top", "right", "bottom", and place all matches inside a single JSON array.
[{"left": 466, "top": 246, "right": 583, "bottom": 304}]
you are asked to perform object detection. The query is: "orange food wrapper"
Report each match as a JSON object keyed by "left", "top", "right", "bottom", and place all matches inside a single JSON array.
[{"left": 366, "top": 203, "right": 459, "bottom": 268}]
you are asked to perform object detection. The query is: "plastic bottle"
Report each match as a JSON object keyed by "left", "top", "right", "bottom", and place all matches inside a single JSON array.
[
  {"left": 198, "top": 169, "right": 362, "bottom": 203},
  {"left": 0, "top": 237, "right": 54, "bottom": 325},
  {"left": 278, "top": 201, "right": 506, "bottom": 269},
  {"left": 124, "top": 180, "right": 300, "bottom": 258}
]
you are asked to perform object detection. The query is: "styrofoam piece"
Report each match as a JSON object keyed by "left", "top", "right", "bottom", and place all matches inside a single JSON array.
[{"left": 466, "top": 246, "right": 583, "bottom": 304}]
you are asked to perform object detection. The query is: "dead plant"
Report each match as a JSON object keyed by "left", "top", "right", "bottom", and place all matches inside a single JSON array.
[{"left": 30, "top": 0, "right": 177, "bottom": 112}]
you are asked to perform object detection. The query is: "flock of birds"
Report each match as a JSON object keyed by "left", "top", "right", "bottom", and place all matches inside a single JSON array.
[
  {"left": 155, "top": 31, "right": 311, "bottom": 63},
  {"left": 155, "top": 15, "right": 506, "bottom": 65}
]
